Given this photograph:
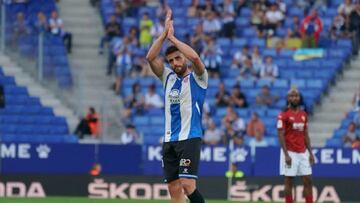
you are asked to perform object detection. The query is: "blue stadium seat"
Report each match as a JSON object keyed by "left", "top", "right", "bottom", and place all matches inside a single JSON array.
[
  {"left": 216, "top": 108, "right": 227, "bottom": 118},
  {"left": 133, "top": 116, "right": 150, "bottom": 126},
  {"left": 232, "top": 38, "right": 247, "bottom": 47},
  {"left": 256, "top": 79, "right": 272, "bottom": 88},
  {"left": 273, "top": 79, "right": 289, "bottom": 89},
  {"left": 150, "top": 116, "right": 165, "bottom": 125},
  {"left": 290, "top": 79, "right": 306, "bottom": 89},
  {"left": 240, "top": 80, "right": 254, "bottom": 88},
  {"left": 326, "top": 138, "right": 342, "bottom": 147}
]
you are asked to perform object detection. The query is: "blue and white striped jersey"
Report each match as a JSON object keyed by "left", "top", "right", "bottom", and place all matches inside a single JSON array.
[{"left": 161, "top": 67, "right": 208, "bottom": 142}]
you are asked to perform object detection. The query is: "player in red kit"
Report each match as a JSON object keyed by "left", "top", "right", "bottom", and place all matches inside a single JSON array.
[{"left": 277, "top": 88, "right": 315, "bottom": 203}]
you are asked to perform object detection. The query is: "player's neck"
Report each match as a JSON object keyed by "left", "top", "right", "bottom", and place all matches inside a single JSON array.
[
  {"left": 289, "top": 107, "right": 300, "bottom": 112},
  {"left": 177, "top": 69, "right": 191, "bottom": 78}
]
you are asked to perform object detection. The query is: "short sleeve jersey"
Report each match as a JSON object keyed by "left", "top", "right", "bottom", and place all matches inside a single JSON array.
[
  {"left": 161, "top": 68, "right": 208, "bottom": 143},
  {"left": 277, "top": 109, "right": 308, "bottom": 153}
]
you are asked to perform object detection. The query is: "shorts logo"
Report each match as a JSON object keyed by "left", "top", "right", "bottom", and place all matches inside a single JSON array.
[
  {"left": 183, "top": 168, "right": 189, "bottom": 174},
  {"left": 179, "top": 159, "right": 191, "bottom": 167}
]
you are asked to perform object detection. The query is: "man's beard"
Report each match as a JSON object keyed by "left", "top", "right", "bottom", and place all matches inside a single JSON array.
[{"left": 289, "top": 102, "right": 299, "bottom": 108}]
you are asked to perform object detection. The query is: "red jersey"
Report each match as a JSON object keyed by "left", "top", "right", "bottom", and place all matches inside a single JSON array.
[{"left": 277, "top": 109, "right": 308, "bottom": 153}]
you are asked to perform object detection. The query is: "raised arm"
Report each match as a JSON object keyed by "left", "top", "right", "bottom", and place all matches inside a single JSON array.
[
  {"left": 145, "top": 9, "right": 172, "bottom": 78},
  {"left": 167, "top": 19, "right": 205, "bottom": 76}
]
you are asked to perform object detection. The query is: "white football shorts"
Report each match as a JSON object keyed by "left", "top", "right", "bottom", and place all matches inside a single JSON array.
[{"left": 280, "top": 149, "right": 312, "bottom": 176}]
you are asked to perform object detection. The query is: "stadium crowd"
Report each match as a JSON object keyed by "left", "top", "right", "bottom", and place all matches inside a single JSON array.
[{"left": 94, "top": 0, "right": 360, "bottom": 146}]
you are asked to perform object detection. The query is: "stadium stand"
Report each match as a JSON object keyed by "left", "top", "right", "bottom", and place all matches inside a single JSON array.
[
  {"left": 97, "top": 0, "right": 355, "bottom": 146},
  {"left": 4, "top": 0, "right": 72, "bottom": 87},
  {"left": 0, "top": 66, "right": 78, "bottom": 143},
  {"left": 95, "top": 0, "right": 358, "bottom": 146}
]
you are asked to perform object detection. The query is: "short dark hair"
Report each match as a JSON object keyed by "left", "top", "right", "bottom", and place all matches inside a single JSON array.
[{"left": 165, "top": 45, "right": 179, "bottom": 56}]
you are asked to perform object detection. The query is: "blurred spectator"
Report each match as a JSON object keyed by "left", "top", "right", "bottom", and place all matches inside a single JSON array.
[
  {"left": 155, "top": 2, "right": 167, "bottom": 19},
  {"left": 74, "top": 107, "right": 100, "bottom": 138},
  {"left": 222, "top": 107, "right": 246, "bottom": 136},
  {"left": 203, "top": 12, "right": 222, "bottom": 37},
  {"left": 122, "top": 83, "right": 145, "bottom": 119},
  {"left": 145, "top": 83, "right": 163, "bottom": 109},
  {"left": 34, "top": 12, "right": 49, "bottom": 33},
  {"left": 121, "top": 124, "right": 140, "bottom": 144},
  {"left": 99, "top": 15, "right": 122, "bottom": 54},
  {"left": 107, "top": 38, "right": 122, "bottom": 75},
  {"left": 276, "top": 0, "right": 287, "bottom": 13},
  {"left": 219, "top": 0, "right": 236, "bottom": 38},
  {"left": 342, "top": 122, "right": 359, "bottom": 147},
  {"left": 260, "top": 56, "right": 279, "bottom": 79},
  {"left": 256, "top": 85, "right": 279, "bottom": 107},
  {"left": 86, "top": 107, "right": 100, "bottom": 137},
  {"left": 198, "top": 0, "right": 217, "bottom": 17},
  {"left": 349, "top": 3, "right": 360, "bottom": 55},
  {"left": 49, "top": 11, "right": 72, "bottom": 53},
  {"left": 222, "top": 120, "right": 243, "bottom": 145},
  {"left": 13, "top": 12, "right": 30, "bottom": 46},
  {"left": 300, "top": 10, "right": 323, "bottom": 48},
  {"left": 229, "top": 85, "right": 248, "bottom": 108},
  {"left": 202, "top": 111, "right": 213, "bottom": 130},
  {"left": 139, "top": 12, "right": 154, "bottom": 49},
  {"left": 287, "top": 16, "right": 301, "bottom": 38},
  {"left": 236, "top": 0, "right": 247, "bottom": 14},
  {"left": 329, "top": 14, "right": 346, "bottom": 40},
  {"left": 89, "top": 163, "right": 102, "bottom": 176},
  {"left": 128, "top": 26, "right": 140, "bottom": 47},
  {"left": 251, "top": 2, "right": 264, "bottom": 27},
  {"left": 187, "top": 0, "right": 200, "bottom": 17},
  {"left": 246, "top": 112, "right": 265, "bottom": 138},
  {"left": 145, "top": 0, "right": 160, "bottom": 7},
  {"left": 203, "top": 120, "right": 222, "bottom": 145},
  {"left": 239, "top": 56, "right": 258, "bottom": 80},
  {"left": 115, "top": 37, "right": 133, "bottom": 94},
  {"left": 201, "top": 36, "right": 222, "bottom": 78},
  {"left": 265, "top": 3, "right": 284, "bottom": 29},
  {"left": 257, "top": 16, "right": 275, "bottom": 38},
  {"left": 248, "top": 128, "right": 269, "bottom": 156},
  {"left": 338, "top": 0, "right": 355, "bottom": 17},
  {"left": 251, "top": 46, "right": 263, "bottom": 71},
  {"left": 150, "top": 18, "right": 164, "bottom": 40},
  {"left": 191, "top": 24, "right": 206, "bottom": 54},
  {"left": 231, "top": 45, "right": 250, "bottom": 69},
  {"left": 353, "top": 108, "right": 360, "bottom": 128},
  {"left": 352, "top": 85, "right": 360, "bottom": 110},
  {"left": 74, "top": 117, "right": 91, "bottom": 139},
  {"left": 215, "top": 82, "right": 231, "bottom": 107}
]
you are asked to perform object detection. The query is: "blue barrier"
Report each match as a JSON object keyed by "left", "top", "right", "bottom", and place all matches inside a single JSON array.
[
  {"left": 1, "top": 142, "right": 142, "bottom": 175},
  {"left": 1, "top": 142, "right": 359, "bottom": 177}
]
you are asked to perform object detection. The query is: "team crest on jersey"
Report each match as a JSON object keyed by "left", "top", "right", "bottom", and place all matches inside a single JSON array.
[
  {"left": 290, "top": 117, "right": 294, "bottom": 120},
  {"left": 301, "top": 116, "right": 305, "bottom": 121},
  {"left": 169, "top": 89, "right": 181, "bottom": 104}
]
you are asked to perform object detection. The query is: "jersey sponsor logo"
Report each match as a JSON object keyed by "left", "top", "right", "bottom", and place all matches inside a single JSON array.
[
  {"left": 179, "top": 159, "right": 191, "bottom": 167},
  {"left": 169, "top": 89, "right": 180, "bottom": 104},
  {"left": 292, "top": 122, "right": 305, "bottom": 131}
]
